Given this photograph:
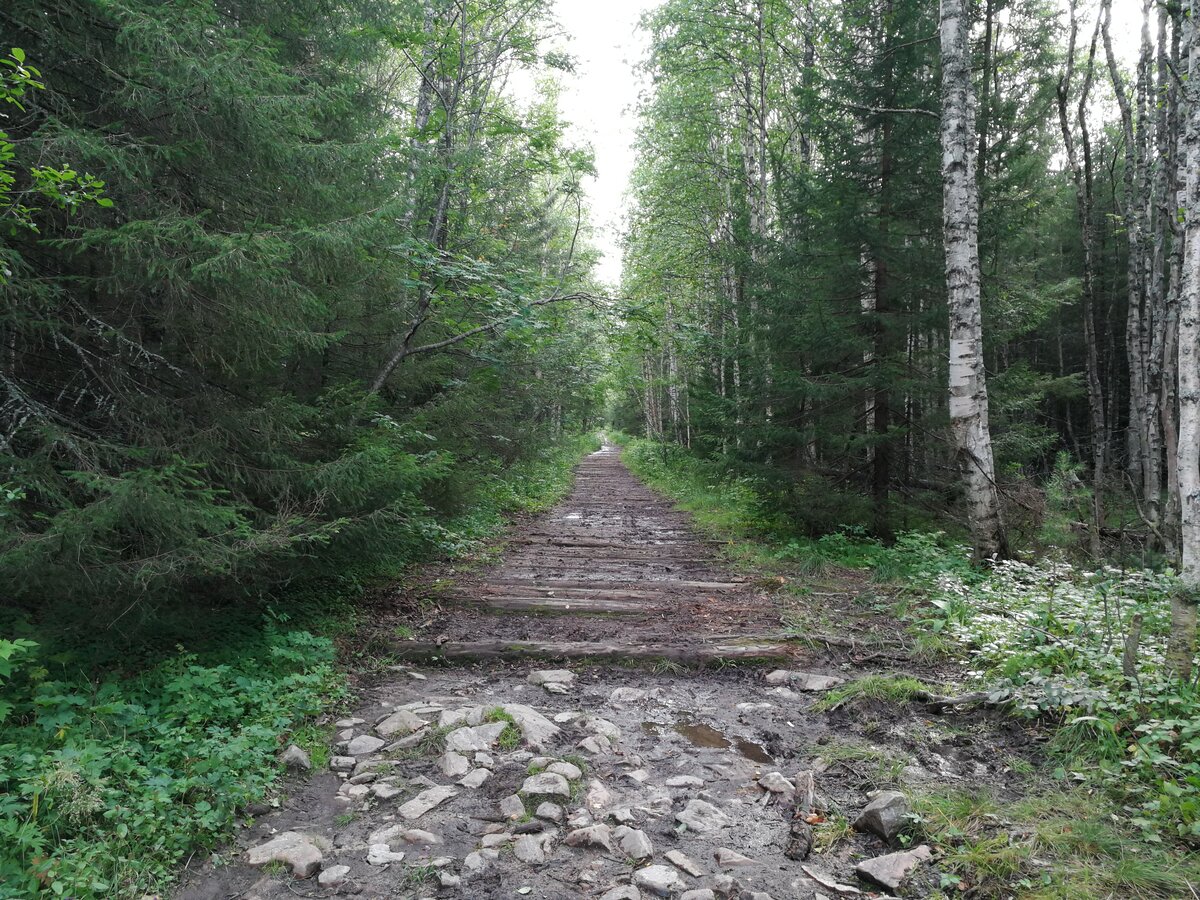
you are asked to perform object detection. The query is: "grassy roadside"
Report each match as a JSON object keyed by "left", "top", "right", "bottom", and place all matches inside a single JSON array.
[
  {"left": 613, "top": 433, "right": 1200, "bottom": 898},
  {"left": 0, "top": 434, "right": 599, "bottom": 899}
]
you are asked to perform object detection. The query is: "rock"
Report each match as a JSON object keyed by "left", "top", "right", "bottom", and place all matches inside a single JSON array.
[
  {"left": 514, "top": 832, "right": 555, "bottom": 864},
  {"left": 371, "top": 782, "right": 404, "bottom": 800},
  {"left": 347, "top": 734, "right": 385, "bottom": 756},
  {"left": 544, "top": 682, "right": 570, "bottom": 694},
  {"left": 334, "top": 717, "right": 365, "bottom": 728},
  {"left": 633, "top": 864, "right": 685, "bottom": 896},
  {"left": 367, "top": 843, "right": 405, "bottom": 865},
  {"left": 564, "top": 824, "right": 615, "bottom": 851},
  {"left": 439, "top": 707, "right": 472, "bottom": 729},
  {"left": 710, "top": 874, "right": 738, "bottom": 895},
  {"left": 675, "top": 799, "right": 731, "bottom": 833},
  {"left": 460, "top": 768, "right": 491, "bottom": 788},
  {"left": 444, "top": 721, "right": 508, "bottom": 753},
  {"left": 398, "top": 785, "right": 457, "bottom": 821},
  {"left": 586, "top": 716, "right": 622, "bottom": 742},
  {"left": 714, "top": 847, "right": 755, "bottom": 867},
  {"left": 758, "top": 772, "right": 794, "bottom": 794},
  {"left": 246, "top": 832, "right": 323, "bottom": 877},
  {"left": 855, "top": 844, "right": 933, "bottom": 890},
  {"left": 610, "top": 687, "right": 647, "bottom": 704},
  {"left": 341, "top": 782, "right": 369, "bottom": 798},
  {"left": 500, "top": 794, "right": 526, "bottom": 819},
  {"left": 567, "top": 808, "right": 593, "bottom": 828},
  {"left": 548, "top": 760, "right": 583, "bottom": 781},
  {"left": 853, "top": 790, "right": 911, "bottom": 842},
  {"left": 536, "top": 801, "right": 563, "bottom": 822},
  {"left": 585, "top": 778, "right": 612, "bottom": 811},
  {"left": 553, "top": 710, "right": 581, "bottom": 723},
  {"left": 376, "top": 709, "right": 425, "bottom": 738},
  {"left": 600, "top": 887, "right": 641, "bottom": 900},
  {"left": 439, "top": 751, "right": 471, "bottom": 778},
  {"left": 349, "top": 771, "right": 377, "bottom": 784},
  {"left": 522, "top": 771, "right": 571, "bottom": 799},
  {"left": 463, "top": 848, "right": 499, "bottom": 874},
  {"left": 736, "top": 702, "right": 773, "bottom": 713},
  {"left": 528, "top": 668, "right": 575, "bottom": 686},
  {"left": 613, "top": 826, "right": 653, "bottom": 860},
  {"left": 278, "top": 744, "right": 312, "bottom": 771},
  {"left": 764, "top": 670, "right": 845, "bottom": 691},
  {"left": 439, "top": 873, "right": 462, "bottom": 888},
  {"left": 665, "top": 850, "right": 704, "bottom": 877},
  {"left": 383, "top": 728, "right": 428, "bottom": 751},
  {"left": 480, "top": 833, "right": 512, "bottom": 849},
  {"left": 330, "top": 755, "right": 356, "bottom": 771},
  {"left": 475, "top": 751, "right": 494, "bottom": 768},
  {"left": 665, "top": 775, "right": 704, "bottom": 789},
  {"left": 680, "top": 892, "right": 715, "bottom": 900},
  {"left": 625, "top": 768, "right": 651, "bottom": 784},
  {"left": 503, "top": 703, "right": 561, "bottom": 751},
  {"left": 608, "top": 807, "right": 637, "bottom": 825},
  {"left": 579, "top": 736, "right": 610, "bottom": 754},
  {"left": 399, "top": 828, "right": 441, "bottom": 845},
  {"left": 317, "top": 864, "right": 350, "bottom": 886}
]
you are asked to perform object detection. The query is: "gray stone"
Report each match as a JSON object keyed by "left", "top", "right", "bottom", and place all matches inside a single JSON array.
[
  {"left": 585, "top": 778, "right": 612, "bottom": 811},
  {"left": 444, "top": 721, "right": 508, "bottom": 753},
  {"left": 536, "top": 801, "right": 563, "bottom": 822},
  {"left": 544, "top": 681, "right": 570, "bottom": 694},
  {"left": 384, "top": 728, "right": 428, "bottom": 751},
  {"left": 553, "top": 710, "right": 581, "bottom": 723},
  {"left": 600, "top": 887, "right": 641, "bottom": 900},
  {"left": 398, "top": 785, "right": 457, "bottom": 821},
  {"left": 439, "top": 707, "right": 473, "bottom": 729},
  {"left": 854, "top": 790, "right": 911, "bottom": 842},
  {"left": 714, "top": 847, "right": 755, "bottom": 868},
  {"left": 459, "top": 768, "right": 490, "bottom": 788},
  {"left": 567, "top": 808, "right": 592, "bottom": 828},
  {"left": 664, "top": 850, "right": 704, "bottom": 877},
  {"left": 439, "top": 873, "right": 462, "bottom": 889},
  {"left": 334, "top": 717, "right": 365, "bottom": 728},
  {"left": 665, "top": 775, "right": 704, "bottom": 789},
  {"left": 522, "top": 771, "right": 571, "bottom": 799},
  {"left": 609, "top": 687, "right": 647, "bottom": 704},
  {"left": 367, "top": 843, "right": 405, "bottom": 865},
  {"left": 613, "top": 826, "right": 653, "bottom": 860},
  {"left": 710, "top": 874, "right": 738, "bottom": 895},
  {"left": 764, "top": 670, "right": 845, "bottom": 691},
  {"left": 513, "top": 832, "right": 555, "bottom": 865},
  {"left": 375, "top": 709, "right": 425, "bottom": 738},
  {"left": 398, "top": 828, "right": 441, "bottom": 845},
  {"left": 439, "top": 751, "right": 471, "bottom": 778},
  {"left": 500, "top": 794, "right": 526, "bottom": 819},
  {"left": 758, "top": 772, "right": 794, "bottom": 794},
  {"left": 675, "top": 799, "right": 731, "bottom": 833},
  {"left": 349, "top": 771, "right": 377, "bottom": 784},
  {"left": 246, "top": 832, "right": 323, "bottom": 877},
  {"left": 463, "top": 848, "right": 499, "bottom": 874},
  {"left": 371, "top": 782, "right": 404, "bottom": 800},
  {"left": 503, "top": 703, "right": 561, "bottom": 751},
  {"left": 278, "top": 744, "right": 312, "bottom": 771},
  {"left": 564, "top": 824, "right": 615, "bottom": 851},
  {"left": 633, "top": 864, "right": 684, "bottom": 896},
  {"left": 528, "top": 668, "right": 575, "bottom": 686},
  {"left": 680, "top": 892, "right": 715, "bottom": 900},
  {"left": 579, "top": 735, "right": 610, "bottom": 754},
  {"left": 317, "top": 863, "right": 350, "bottom": 886},
  {"left": 548, "top": 760, "right": 583, "bottom": 781},
  {"left": 330, "top": 755, "right": 356, "bottom": 772},
  {"left": 475, "top": 751, "right": 494, "bottom": 768},
  {"left": 347, "top": 734, "right": 385, "bottom": 756},
  {"left": 855, "top": 844, "right": 932, "bottom": 890},
  {"left": 480, "top": 833, "right": 512, "bottom": 849},
  {"left": 586, "top": 716, "right": 621, "bottom": 741}
]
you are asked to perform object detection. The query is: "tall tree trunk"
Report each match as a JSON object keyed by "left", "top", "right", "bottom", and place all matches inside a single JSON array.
[
  {"left": 1171, "top": 0, "right": 1200, "bottom": 679},
  {"left": 940, "top": 0, "right": 1008, "bottom": 562}
]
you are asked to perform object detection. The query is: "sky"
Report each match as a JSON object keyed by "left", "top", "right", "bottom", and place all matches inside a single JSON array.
[{"left": 543, "top": 0, "right": 1144, "bottom": 288}]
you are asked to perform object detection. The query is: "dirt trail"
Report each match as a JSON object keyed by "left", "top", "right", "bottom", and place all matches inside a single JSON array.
[{"left": 177, "top": 444, "right": 1026, "bottom": 900}]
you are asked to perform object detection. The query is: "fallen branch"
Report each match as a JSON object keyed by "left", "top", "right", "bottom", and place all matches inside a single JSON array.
[{"left": 784, "top": 770, "right": 816, "bottom": 860}]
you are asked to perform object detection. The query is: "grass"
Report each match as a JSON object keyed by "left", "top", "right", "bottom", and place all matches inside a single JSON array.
[
  {"left": 484, "top": 708, "right": 522, "bottom": 751},
  {"left": 811, "top": 674, "right": 936, "bottom": 712}
]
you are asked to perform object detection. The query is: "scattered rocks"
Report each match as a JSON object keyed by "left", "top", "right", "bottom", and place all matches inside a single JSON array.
[
  {"left": 513, "top": 831, "right": 555, "bottom": 864},
  {"left": 444, "top": 721, "right": 508, "bottom": 753},
  {"left": 613, "top": 825, "right": 653, "bottom": 860},
  {"left": 278, "top": 744, "right": 312, "bottom": 771},
  {"left": 439, "top": 751, "right": 471, "bottom": 778},
  {"left": 633, "top": 864, "right": 685, "bottom": 897},
  {"left": 398, "top": 785, "right": 457, "bottom": 821},
  {"left": 346, "top": 734, "right": 385, "bottom": 756},
  {"left": 375, "top": 709, "right": 425, "bottom": 737},
  {"left": 855, "top": 844, "right": 933, "bottom": 891},
  {"left": 665, "top": 774, "right": 704, "bottom": 789},
  {"left": 764, "top": 670, "right": 845, "bottom": 690},
  {"left": 317, "top": 864, "right": 350, "bottom": 887},
  {"left": 246, "top": 831, "right": 323, "bottom": 877},
  {"left": 676, "top": 798, "right": 731, "bottom": 833},
  {"left": 460, "top": 767, "right": 491, "bottom": 788},
  {"left": 500, "top": 794, "right": 526, "bottom": 820},
  {"left": 366, "top": 843, "right": 405, "bottom": 865},
  {"left": 329, "top": 755, "right": 356, "bottom": 772},
  {"left": 565, "top": 823, "right": 615, "bottom": 851},
  {"left": 665, "top": 849, "right": 705, "bottom": 877},
  {"left": 522, "top": 771, "right": 571, "bottom": 799},
  {"left": 714, "top": 847, "right": 756, "bottom": 868},
  {"left": 853, "top": 790, "right": 911, "bottom": 842}
]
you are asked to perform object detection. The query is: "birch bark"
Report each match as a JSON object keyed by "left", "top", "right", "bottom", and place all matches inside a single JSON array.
[{"left": 940, "top": 0, "right": 1008, "bottom": 562}]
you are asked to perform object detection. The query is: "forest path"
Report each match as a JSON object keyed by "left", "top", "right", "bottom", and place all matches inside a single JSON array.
[
  {"left": 175, "top": 445, "right": 1004, "bottom": 900},
  {"left": 397, "top": 441, "right": 795, "bottom": 665}
]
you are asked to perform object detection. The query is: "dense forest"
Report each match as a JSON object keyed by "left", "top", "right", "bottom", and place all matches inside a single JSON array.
[{"left": 3, "top": 0, "right": 1200, "bottom": 896}]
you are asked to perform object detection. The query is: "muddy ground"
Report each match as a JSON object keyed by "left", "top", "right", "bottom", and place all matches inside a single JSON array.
[{"left": 175, "top": 444, "right": 1038, "bottom": 900}]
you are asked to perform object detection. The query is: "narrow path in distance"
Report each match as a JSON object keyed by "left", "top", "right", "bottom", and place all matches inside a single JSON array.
[{"left": 178, "top": 443, "right": 1021, "bottom": 900}]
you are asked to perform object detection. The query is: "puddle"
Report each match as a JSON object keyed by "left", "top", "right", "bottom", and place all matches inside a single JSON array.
[
  {"left": 641, "top": 721, "right": 660, "bottom": 736},
  {"left": 674, "top": 721, "right": 773, "bottom": 764}
]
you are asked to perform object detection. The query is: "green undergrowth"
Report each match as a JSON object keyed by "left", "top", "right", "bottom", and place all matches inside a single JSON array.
[{"left": 0, "top": 434, "right": 598, "bottom": 898}]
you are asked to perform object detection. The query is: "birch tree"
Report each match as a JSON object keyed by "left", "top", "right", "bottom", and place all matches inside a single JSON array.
[{"left": 939, "top": 0, "right": 1008, "bottom": 561}]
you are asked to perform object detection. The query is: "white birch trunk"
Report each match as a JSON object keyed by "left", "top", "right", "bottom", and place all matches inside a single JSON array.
[{"left": 940, "top": 0, "right": 1008, "bottom": 562}]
